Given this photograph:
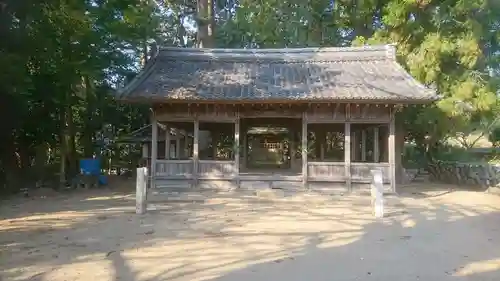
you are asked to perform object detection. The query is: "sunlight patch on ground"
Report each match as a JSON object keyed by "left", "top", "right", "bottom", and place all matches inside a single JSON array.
[
  {"left": 84, "top": 195, "right": 133, "bottom": 201},
  {"left": 0, "top": 212, "right": 94, "bottom": 232},
  {"left": 401, "top": 218, "right": 417, "bottom": 228},
  {"left": 453, "top": 258, "right": 500, "bottom": 277},
  {"left": 43, "top": 260, "right": 114, "bottom": 281}
]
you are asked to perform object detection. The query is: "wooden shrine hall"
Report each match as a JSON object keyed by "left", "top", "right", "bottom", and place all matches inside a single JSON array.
[{"left": 117, "top": 45, "right": 437, "bottom": 193}]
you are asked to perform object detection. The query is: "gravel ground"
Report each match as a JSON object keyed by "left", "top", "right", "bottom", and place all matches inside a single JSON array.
[{"left": 1, "top": 183, "right": 500, "bottom": 281}]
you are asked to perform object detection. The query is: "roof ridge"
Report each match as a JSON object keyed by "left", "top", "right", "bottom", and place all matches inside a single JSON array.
[
  {"left": 158, "top": 45, "right": 390, "bottom": 53},
  {"left": 156, "top": 45, "right": 395, "bottom": 62}
]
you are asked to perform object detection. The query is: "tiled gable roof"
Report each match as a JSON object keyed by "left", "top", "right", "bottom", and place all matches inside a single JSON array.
[{"left": 116, "top": 45, "right": 437, "bottom": 103}]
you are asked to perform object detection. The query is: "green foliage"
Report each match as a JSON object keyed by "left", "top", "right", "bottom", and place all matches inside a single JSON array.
[
  {"left": 0, "top": 0, "right": 159, "bottom": 191},
  {"left": 1, "top": 0, "right": 499, "bottom": 191},
  {"left": 489, "top": 127, "right": 500, "bottom": 147}
]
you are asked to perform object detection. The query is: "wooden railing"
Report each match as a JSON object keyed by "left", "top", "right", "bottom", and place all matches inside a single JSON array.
[
  {"left": 154, "top": 159, "right": 391, "bottom": 183},
  {"left": 307, "top": 162, "right": 345, "bottom": 181},
  {"left": 351, "top": 163, "right": 390, "bottom": 182},
  {"left": 156, "top": 159, "right": 193, "bottom": 179},
  {"left": 198, "top": 160, "right": 237, "bottom": 179}
]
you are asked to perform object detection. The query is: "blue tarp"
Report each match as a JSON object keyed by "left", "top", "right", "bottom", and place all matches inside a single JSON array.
[
  {"left": 80, "top": 158, "right": 108, "bottom": 185},
  {"left": 80, "top": 159, "right": 101, "bottom": 175}
]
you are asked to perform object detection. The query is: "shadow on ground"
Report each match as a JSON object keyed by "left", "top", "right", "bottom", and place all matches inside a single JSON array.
[{"left": 1, "top": 182, "right": 500, "bottom": 281}]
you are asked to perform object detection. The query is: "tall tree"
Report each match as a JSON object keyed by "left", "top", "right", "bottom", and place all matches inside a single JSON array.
[{"left": 196, "top": 0, "right": 215, "bottom": 47}]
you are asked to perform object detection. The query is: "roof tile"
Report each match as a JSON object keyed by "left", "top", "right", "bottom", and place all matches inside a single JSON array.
[{"left": 117, "top": 45, "right": 437, "bottom": 102}]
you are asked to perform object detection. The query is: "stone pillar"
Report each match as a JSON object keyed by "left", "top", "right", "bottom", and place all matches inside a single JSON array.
[{"left": 136, "top": 167, "right": 147, "bottom": 214}]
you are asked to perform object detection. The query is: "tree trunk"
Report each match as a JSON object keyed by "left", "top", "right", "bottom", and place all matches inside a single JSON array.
[
  {"left": 34, "top": 143, "right": 49, "bottom": 186},
  {"left": 2, "top": 139, "right": 21, "bottom": 193},
  {"left": 67, "top": 105, "right": 77, "bottom": 178},
  {"left": 59, "top": 108, "right": 68, "bottom": 189},
  {"left": 196, "top": 0, "right": 215, "bottom": 48},
  {"left": 83, "top": 76, "right": 95, "bottom": 158},
  {"left": 141, "top": 39, "right": 148, "bottom": 66}
]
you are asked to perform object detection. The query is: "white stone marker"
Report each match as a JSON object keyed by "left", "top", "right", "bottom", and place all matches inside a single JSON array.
[
  {"left": 370, "top": 169, "right": 384, "bottom": 218},
  {"left": 136, "top": 167, "right": 148, "bottom": 214}
]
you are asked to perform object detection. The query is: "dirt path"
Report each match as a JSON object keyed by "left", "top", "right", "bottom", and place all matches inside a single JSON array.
[{"left": 1, "top": 185, "right": 500, "bottom": 281}]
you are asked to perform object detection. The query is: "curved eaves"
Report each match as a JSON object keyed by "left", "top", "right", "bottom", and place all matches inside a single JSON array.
[{"left": 115, "top": 47, "right": 160, "bottom": 100}]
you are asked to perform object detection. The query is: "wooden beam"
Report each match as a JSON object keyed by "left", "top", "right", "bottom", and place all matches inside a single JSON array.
[
  {"left": 388, "top": 113, "right": 396, "bottom": 193},
  {"left": 373, "top": 127, "right": 380, "bottom": 163},
  {"left": 345, "top": 122, "right": 352, "bottom": 192},
  {"left": 302, "top": 112, "right": 308, "bottom": 187},
  {"left": 193, "top": 119, "right": 199, "bottom": 187},
  {"left": 151, "top": 115, "right": 158, "bottom": 189}
]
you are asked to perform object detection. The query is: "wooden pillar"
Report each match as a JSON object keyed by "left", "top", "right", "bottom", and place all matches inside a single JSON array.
[
  {"left": 345, "top": 122, "right": 352, "bottom": 191},
  {"left": 388, "top": 113, "right": 396, "bottom": 193},
  {"left": 351, "top": 130, "right": 357, "bottom": 161},
  {"left": 301, "top": 112, "right": 308, "bottom": 187},
  {"left": 142, "top": 143, "right": 148, "bottom": 158},
  {"left": 373, "top": 127, "right": 380, "bottom": 163},
  {"left": 165, "top": 124, "right": 170, "bottom": 160},
  {"left": 151, "top": 116, "right": 158, "bottom": 189},
  {"left": 193, "top": 119, "right": 199, "bottom": 187},
  {"left": 175, "top": 136, "right": 181, "bottom": 159},
  {"left": 184, "top": 134, "right": 189, "bottom": 159},
  {"left": 290, "top": 130, "right": 296, "bottom": 171},
  {"left": 212, "top": 130, "right": 218, "bottom": 160},
  {"left": 242, "top": 126, "right": 248, "bottom": 171},
  {"left": 361, "top": 129, "right": 367, "bottom": 162},
  {"left": 320, "top": 130, "right": 325, "bottom": 161},
  {"left": 315, "top": 129, "right": 325, "bottom": 161},
  {"left": 234, "top": 115, "right": 240, "bottom": 185}
]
